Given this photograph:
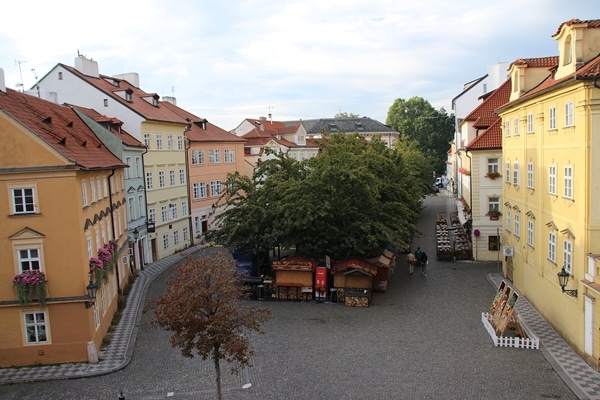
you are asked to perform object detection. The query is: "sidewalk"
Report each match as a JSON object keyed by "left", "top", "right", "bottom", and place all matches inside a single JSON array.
[{"left": 0, "top": 245, "right": 205, "bottom": 385}]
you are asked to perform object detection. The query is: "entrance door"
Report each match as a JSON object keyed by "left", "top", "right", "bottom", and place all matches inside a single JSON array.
[{"left": 585, "top": 295, "right": 594, "bottom": 356}]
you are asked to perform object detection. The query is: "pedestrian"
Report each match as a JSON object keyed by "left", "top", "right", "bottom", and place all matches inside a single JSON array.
[
  {"left": 420, "top": 251, "right": 428, "bottom": 276},
  {"left": 407, "top": 251, "right": 416, "bottom": 275},
  {"left": 414, "top": 247, "right": 422, "bottom": 265}
]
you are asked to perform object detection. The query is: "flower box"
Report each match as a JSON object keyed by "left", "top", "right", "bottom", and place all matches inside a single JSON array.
[{"left": 13, "top": 270, "right": 47, "bottom": 306}]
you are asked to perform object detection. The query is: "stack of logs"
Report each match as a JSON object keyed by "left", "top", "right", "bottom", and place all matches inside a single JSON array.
[{"left": 344, "top": 296, "right": 369, "bottom": 307}]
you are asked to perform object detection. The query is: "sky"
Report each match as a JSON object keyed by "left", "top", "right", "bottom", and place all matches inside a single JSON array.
[{"left": 0, "top": 1, "right": 597, "bottom": 131}]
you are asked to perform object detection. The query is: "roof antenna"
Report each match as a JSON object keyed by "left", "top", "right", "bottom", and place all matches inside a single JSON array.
[{"left": 15, "top": 60, "right": 26, "bottom": 92}]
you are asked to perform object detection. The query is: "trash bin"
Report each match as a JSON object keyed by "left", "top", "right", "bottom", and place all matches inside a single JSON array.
[
  {"left": 256, "top": 284, "right": 265, "bottom": 300},
  {"left": 329, "top": 288, "right": 338, "bottom": 303}
]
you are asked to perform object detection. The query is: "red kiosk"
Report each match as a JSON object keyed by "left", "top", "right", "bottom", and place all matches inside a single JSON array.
[{"left": 314, "top": 266, "right": 328, "bottom": 302}]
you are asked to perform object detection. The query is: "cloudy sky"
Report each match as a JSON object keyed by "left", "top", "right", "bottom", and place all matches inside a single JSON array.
[{"left": 0, "top": 1, "right": 597, "bottom": 130}]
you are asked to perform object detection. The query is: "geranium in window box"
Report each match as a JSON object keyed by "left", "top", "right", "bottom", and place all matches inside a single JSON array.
[
  {"left": 485, "top": 172, "right": 502, "bottom": 180},
  {"left": 459, "top": 167, "right": 471, "bottom": 176},
  {"left": 486, "top": 210, "right": 502, "bottom": 220},
  {"left": 13, "top": 270, "right": 48, "bottom": 306}
]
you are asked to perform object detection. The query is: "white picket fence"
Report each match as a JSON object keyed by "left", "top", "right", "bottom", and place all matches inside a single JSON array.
[{"left": 481, "top": 312, "right": 540, "bottom": 350}]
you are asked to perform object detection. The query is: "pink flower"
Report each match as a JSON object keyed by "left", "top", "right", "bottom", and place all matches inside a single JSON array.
[
  {"left": 89, "top": 257, "right": 104, "bottom": 271},
  {"left": 13, "top": 270, "right": 47, "bottom": 286}
]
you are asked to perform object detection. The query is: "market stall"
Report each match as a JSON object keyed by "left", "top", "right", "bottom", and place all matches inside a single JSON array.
[
  {"left": 330, "top": 258, "right": 377, "bottom": 307},
  {"left": 271, "top": 256, "right": 318, "bottom": 301}
]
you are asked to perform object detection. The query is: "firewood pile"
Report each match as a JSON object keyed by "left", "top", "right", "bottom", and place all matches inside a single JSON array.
[{"left": 344, "top": 296, "right": 369, "bottom": 307}]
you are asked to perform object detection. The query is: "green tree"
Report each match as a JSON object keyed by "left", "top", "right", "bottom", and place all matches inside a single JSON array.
[
  {"left": 334, "top": 111, "right": 360, "bottom": 118},
  {"left": 148, "top": 254, "right": 271, "bottom": 400},
  {"left": 386, "top": 96, "right": 454, "bottom": 175}
]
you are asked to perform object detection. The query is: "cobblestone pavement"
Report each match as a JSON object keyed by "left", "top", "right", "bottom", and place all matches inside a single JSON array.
[{"left": 0, "top": 193, "right": 589, "bottom": 399}]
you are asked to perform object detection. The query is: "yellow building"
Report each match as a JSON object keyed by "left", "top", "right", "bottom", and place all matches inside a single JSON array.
[
  {"left": 0, "top": 77, "right": 131, "bottom": 367},
  {"left": 497, "top": 19, "right": 600, "bottom": 368}
]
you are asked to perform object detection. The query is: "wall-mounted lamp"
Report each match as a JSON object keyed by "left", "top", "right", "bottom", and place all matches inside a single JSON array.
[
  {"left": 85, "top": 279, "right": 98, "bottom": 308},
  {"left": 557, "top": 267, "right": 578, "bottom": 298},
  {"left": 132, "top": 227, "right": 139, "bottom": 240}
]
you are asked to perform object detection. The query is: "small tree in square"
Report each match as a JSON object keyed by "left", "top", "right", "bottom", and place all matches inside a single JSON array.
[{"left": 148, "top": 254, "right": 271, "bottom": 400}]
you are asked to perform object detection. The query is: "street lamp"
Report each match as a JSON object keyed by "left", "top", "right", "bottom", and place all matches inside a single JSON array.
[
  {"left": 85, "top": 278, "right": 98, "bottom": 308},
  {"left": 557, "top": 267, "right": 578, "bottom": 298}
]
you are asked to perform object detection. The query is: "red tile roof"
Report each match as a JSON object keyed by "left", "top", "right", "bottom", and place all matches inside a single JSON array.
[
  {"left": 552, "top": 19, "right": 600, "bottom": 37},
  {"left": 70, "top": 105, "right": 145, "bottom": 148},
  {"left": 466, "top": 119, "right": 502, "bottom": 150},
  {"left": 509, "top": 57, "right": 559, "bottom": 70},
  {"left": 61, "top": 64, "right": 186, "bottom": 124},
  {"left": 331, "top": 258, "right": 378, "bottom": 276},
  {"left": 0, "top": 88, "right": 126, "bottom": 170}
]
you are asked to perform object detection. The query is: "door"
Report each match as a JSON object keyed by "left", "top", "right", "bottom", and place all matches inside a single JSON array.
[{"left": 585, "top": 295, "right": 594, "bottom": 356}]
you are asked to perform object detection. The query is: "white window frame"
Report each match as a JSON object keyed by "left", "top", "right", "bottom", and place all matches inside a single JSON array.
[
  {"left": 144, "top": 134, "right": 151, "bottom": 149},
  {"left": 549, "top": 165, "right": 557, "bottom": 195},
  {"left": 565, "top": 101, "right": 574, "bottom": 127},
  {"left": 12, "top": 187, "right": 37, "bottom": 214},
  {"left": 489, "top": 197, "right": 499, "bottom": 214},
  {"left": 487, "top": 158, "right": 499, "bottom": 174},
  {"left": 181, "top": 201, "right": 187, "bottom": 217},
  {"left": 549, "top": 106, "right": 557, "bottom": 130},
  {"left": 527, "top": 113, "right": 534, "bottom": 133},
  {"left": 179, "top": 169, "right": 185, "bottom": 185},
  {"left": 170, "top": 203, "right": 178, "bottom": 220},
  {"left": 527, "top": 162, "right": 534, "bottom": 189},
  {"left": 224, "top": 149, "right": 236, "bottom": 163},
  {"left": 177, "top": 135, "right": 184, "bottom": 150},
  {"left": 564, "top": 239, "right": 573, "bottom": 274},
  {"left": 505, "top": 161, "right": 511, "bottom": 184},
  {"left": 548, "top": 231, "right": 557, "bottom": 263},
  {"left": 146, "top": 172, "right": 153, "bottom": 190},
  {"left": 158, "top": 171, "right": 165, "bottom": 188},
  {"left": 169, "top": 170, "right": 176, "bottom": 186},
  {"left": 24, "top": 311, "right": 49, "bottom": 344},
  {"left": 527, "top": 218, "right": 534, "bottom": 248},
  {"left": 173, "top": 230, "right": 180, "bottom": 246},
  {"left": 514, "top": 212, "right": 520, "bottom": 237},
  {"left": 18, "top": 248, "right": 41, "bottom": 273},
  {"left": 167, "top": 135, "right": 173, "bottom": 150},
  {"left": 81, "top": 182, "right": 88, "bottom": 207},
  {"left": 161, "top": 205, "right": 168, "bottom": 222},
  {"left": 156, "top": 135, "right": 163, "bottom": 150},
  {"left": 505, "top": 120, "right": 511, "bottom": 137},
  {"left": 564, "top": 165, "right": 573, "bottom": 199},
  {"left": 514, "top": 118, "right": 519, "bottom": 136},
  {"left": 210, "top": 180, "right": 222, "bottom": 197},
  {"left": 148, "top": 208, "right": 156, "bottom": 224},
  {"left": 162, "top": 233, "right": 169, "bottom": 250},
  {"left": 183, "top": 227, "right": 189, "bottom": 242},
  {"left": 513, "top": 161, "right": 520, "bottom": 186},
  {"left": 505, "top": 209, "right": 511, "bottom": 232}
]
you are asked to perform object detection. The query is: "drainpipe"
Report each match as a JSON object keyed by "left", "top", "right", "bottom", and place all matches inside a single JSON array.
[
  {"left": 107, "top": 168, "right": 122, "bottom": 294},
  {"left": 140, "top": 146, "right": 149, "bottom": 270},
  {"left": 184, "top": 131, "right": 193, "bottom": 246},
  {"left": 465, "top": 151, "right": 473, "bottom": 212}
]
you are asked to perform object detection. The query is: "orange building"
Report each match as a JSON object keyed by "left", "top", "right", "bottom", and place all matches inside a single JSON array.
[{"left": 0, "top": 72, "right": 131, "bottom": 367}]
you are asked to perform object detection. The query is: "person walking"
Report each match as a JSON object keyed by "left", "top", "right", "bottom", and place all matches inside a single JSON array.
[
  {"left": 420, "top": 251, "right": 428, "bottom": 276},
  {"left": 407, "top": 251, "right": 417, "bottom": 275}
]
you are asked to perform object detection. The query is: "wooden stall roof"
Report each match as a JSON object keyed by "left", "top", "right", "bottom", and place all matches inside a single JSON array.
[
  {"left": 272, "top": 256, "right": 318, "bottom": 271},
  {"left": 331, "top": 258, "right": 378, "bottom": 276}
]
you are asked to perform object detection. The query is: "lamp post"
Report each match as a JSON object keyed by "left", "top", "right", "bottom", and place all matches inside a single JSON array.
[{"left": 557, "top": 267, "right": 578, "bottom": 297}]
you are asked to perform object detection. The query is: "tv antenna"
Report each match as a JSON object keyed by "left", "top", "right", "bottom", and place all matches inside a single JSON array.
[
  {"left": 15, "top": 59, "right": 26, "bottom": 92},
  {"left": 268, "top": 105, "right": 275, "bottom": 123}
]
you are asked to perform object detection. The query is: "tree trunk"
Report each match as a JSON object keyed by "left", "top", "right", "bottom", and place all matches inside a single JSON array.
[{"left": 213, "top": 349, "right": 222, "bottom": 400}]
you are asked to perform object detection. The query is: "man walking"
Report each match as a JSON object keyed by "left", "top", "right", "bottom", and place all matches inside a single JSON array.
[{"left": 420, "top": 251, "right": 428, "bottom": 277}]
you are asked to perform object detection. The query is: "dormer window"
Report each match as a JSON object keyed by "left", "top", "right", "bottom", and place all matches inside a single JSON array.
[
  {"left": 563, "top": 34, "right": 572, "bottom": 66},
  {"left": 125, "top": 89, "right": 133, "bottom": 102},
  {"left": 355, "top": 123, "right": 364, "bottom": 131},
  {"left": 152, "top": 95, "right": 159, "bottom": 106},
  {"left": 329, "top": 123, "right": 338, "bottom": 132}
]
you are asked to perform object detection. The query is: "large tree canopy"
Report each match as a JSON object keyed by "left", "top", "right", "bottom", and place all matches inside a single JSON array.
[
  {"left": 207, "top": 133, "right": 430, "bottom": 262},
  {"left": 386, "top": 96, "right": 454, "bottom": 176}
]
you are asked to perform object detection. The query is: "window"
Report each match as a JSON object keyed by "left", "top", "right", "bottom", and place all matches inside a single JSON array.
[
  {"left": 564, "top": 165, "right": 573, "bottom": 199},
  {"left": 210, "top": 180, "right": 222, "bottom": 196},
  {"left": 128, "top": 197, "right": 134, "bottom": 221},
  {"left": 183, "top": 227, "right": 189, "bottom": 242},
  {"left": 173, "top": 230, "right": 180, "bottom": 246},
  {"left": 489, "top": 236, "right": 500, "bottom": 251},
  {"left": 24, "top": 312, "right": 48, "bottom": 343},
  {"left": 58, "top": 71, "right": 63, "bottom": 80},
  {"left": 125, "top": 90, "right": 132, "bottom": 102},
  {"left": 13, "top": 187, "right": 36, "bottom": 214},
  {"left": 148, "top": 208, "right": 156, "bottom": 224},
  {"left": 162, "top": 233, "right": 169, "bottom": 250},
  {"left": 81, "top": 182, "right": 88, "bottom": 207},
  {"left": 179, "top": 169, "right": 185, "bottom": 185},
  {"left": 527, "top": 162, "right": 534, "bottom": 189},
  {"left": 527, "top": 219, "right": 534, "bottom": 247},
  {"left": 103, "top": 99, "right": 108, "bottom": 107},
  {"left": 193, "top": 182, "right": 207, "bottom": 199},
  {"left": 487, "top": 158, "right": 499, "bottom": 174},
  {"left": 548, "top": 165, "right": 556, "bottom": 195},
  {"left": 167, "top": 135, "right": 173, "bottom": 150},
  {"left": 146, "top": 172, "right": 153, "bottom": 190},
  {"left": 156, "top": 135, "right": 163, "bottom": 150},
  {"left": 505, "top": 209, "right": 511, "bottom": 232},
  {"left": 549, "top": 106, "right": 557, "bottom": 130},
  {"left": 505, "top": 161, "right": 511, "bottom": 183},
  {"left": 97, "top": 178, "right": 102, "bottom": 200},
  {"left": 177, "top": 135, "right": 184, "bottom": 150},
  {"left": 144, "top": 134, "right": 151, "bottom": 149},
  {"left": 505, "top": 120, "right": 510, "bottom": 137},
  {"left": 514, "top": 213, "right": 520, "bottom": 237},
  {"left": 90, "top": 180, "right": 96, "bottom": 203},
  {"left": 103, "top": 180, "right": 108, "bottom": 199},
  {"left": 565, "top": 101, "right": 574, "bottom": 127},
  {"left": 527, "top": 113, "right": 534, "bottom": 133},
  {"left": 170, "top": 203, "right": 178, "bottom": 220},
  {"left": 488, "top": 197, "right": 499, "bottom": 213},
  {"left": 513, "top": 161, "right": 520, "bottom": 186},
  {"left": 158, "top": 171, "right": 165, "bottom": 188},
  {"left": 125, "top": 157, "right": 132, "bottom": 179},
  {"left": 548, "top": 231, "right": 556, "bottom": 263},
  {"left": 138, "top": 195, "right": 144, "bottom": 217},
  {"left": 181, "top": 201, "right": 187, "bottom": 217},
  {"left": 208, "top": 149, "right": 222, "bottom": 163},
  {"left": 564, "top": 239, "right": 573, "bottom": 274},
  {"left": 18, "top": 249, "right": 41, "bottom": 272},
  {"left": 169, "top": 170, "right": 176, "bottom": 186},
  {"left": 224, "top": 149, "right": 235, "bottom": 163},
  {"left": 135, "top": 157, "right": 142, "bottom": 178},
  {"left": 514, "top": 118, "right": 519, "bottom": 136},
  {"left": 161, "top": 206, "right": 168, "bottom": 222}
]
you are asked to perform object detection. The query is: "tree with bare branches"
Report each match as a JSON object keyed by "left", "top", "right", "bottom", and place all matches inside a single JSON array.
[{"left": 148, "top": 254, "right": 271, "bottom": 400}]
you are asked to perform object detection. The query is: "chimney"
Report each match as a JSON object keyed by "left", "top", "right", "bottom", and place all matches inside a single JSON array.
[
  {"left": 113, "top": 72, "right": 140, "bottom": 88},
  {"left": 74, "top": 55, "right": 99, "bottom": 78},
  {"left": 162, "top": 96, "right": 177, "bottom": 105},
  {"left": 0, "top": 68, "right": 5, "bottom": 93}
]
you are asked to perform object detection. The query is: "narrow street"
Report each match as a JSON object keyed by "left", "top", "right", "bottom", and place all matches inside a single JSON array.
[{"left": 0, "top": 193, "right": 577, "bottom": 399}]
